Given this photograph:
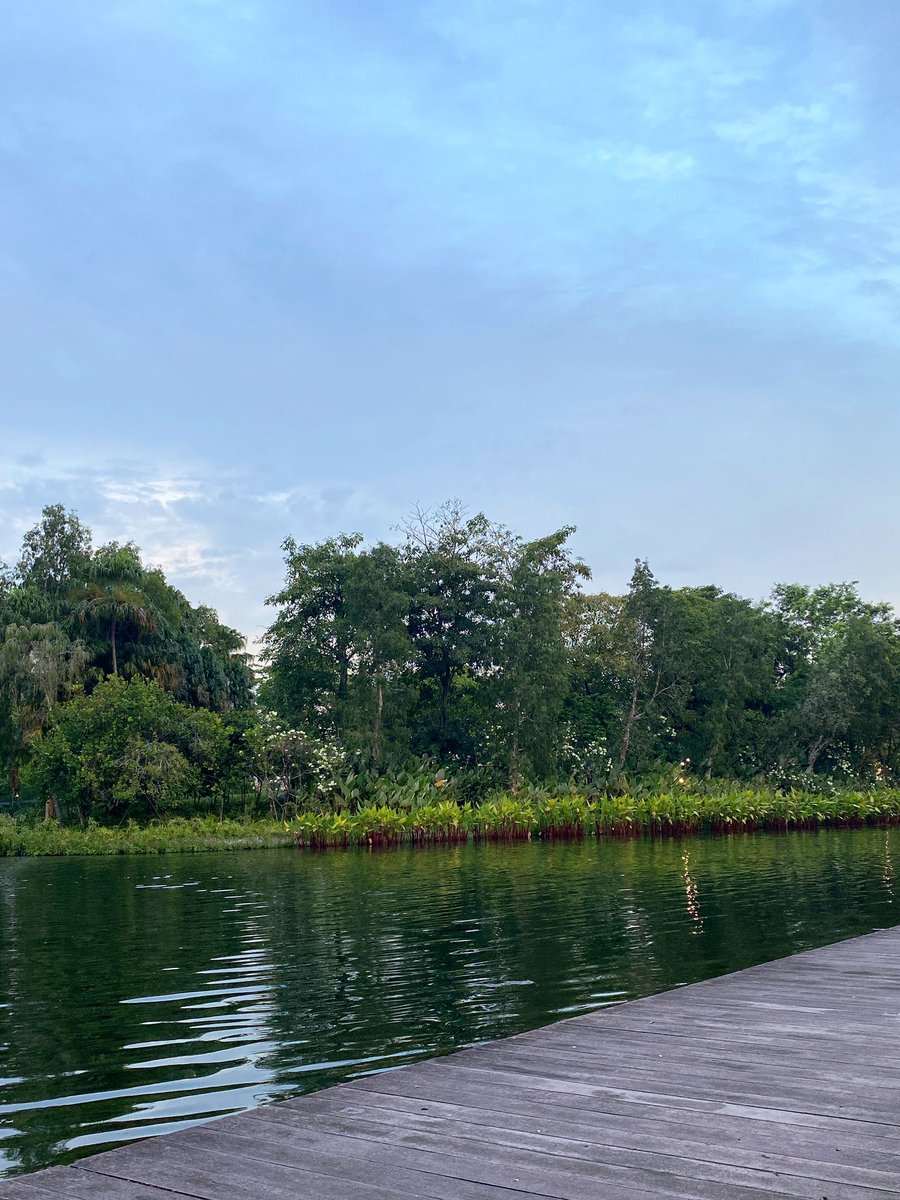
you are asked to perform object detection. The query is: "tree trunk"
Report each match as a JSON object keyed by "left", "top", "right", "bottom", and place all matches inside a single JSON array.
[
  {"left": 704, "top": 700, "right": 729, "bottom": 778},
  {"left": 439, "top": 669, "right": 451, "bottom": 735},
  {"left": 509, "top": 727, "right": 521, "bottom": 793},
  {"left": 617, "top": 683, "right": 640, "bottom": 778},
  {"left": 335, "top": 642, "right": 348, "bottom": 731},
  {"left": 110, "top": 614, "right": 118, "bottom": 676},
  {"left": 373, "top": 680, "right": 384, "bottom": 764},
  {"left": 8, "top": 764, "right": 19, "bottom": 813},
  {"left": 508, "top": 685, "right": 524, "bottom": 792},
  {"left": 807, "top": 737, "right": 827, "bottom": 774}
]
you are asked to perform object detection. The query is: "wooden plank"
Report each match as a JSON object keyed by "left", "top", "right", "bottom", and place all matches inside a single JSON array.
[
  {"left": 3, "top": 1166, "right": 183, "bottom": 1198},
  {"left": 76, "top": 1130, "right": 662, "bottom": 1200},
  {"left": 230, "top": 1102, "right": 898, "bottom": 1198},
  {"left": 70, "top": 1121, "right": 835, "bottom": 1200},
  {"left": 342, "top": 1060, "right": 900, "bottom": 1142},
  {"left": 3, "top": 926, "right": 900, "bottom": 1200},
  {"left": 301, "top": 1085, "right": 900, "bottom": 1174},
  {"left": 239, "top": 1097, "right": 900, "bottom": 1192}
]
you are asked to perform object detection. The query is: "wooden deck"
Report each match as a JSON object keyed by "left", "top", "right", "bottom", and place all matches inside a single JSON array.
[{"left": 3, "top": 927, "right": 900, "bottom": 1199}]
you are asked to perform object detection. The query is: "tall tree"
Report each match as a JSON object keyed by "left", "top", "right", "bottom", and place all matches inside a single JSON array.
[
  {"left": 263, "top": 533, "right": 366, "bottom": 732},
  {"left": 71, "top": 543, "right": 156, "bottom": 676},
  {"left": 562, "top": 592, "right": 625, "bottom": 783},
  {"left": 675, "top": 590, "right": 778, "bottom": 778},
  {"left": 0, "top": 623, "right": 88, "bottom": 817},
  {"left": 491, "top": 528, "right": 589, "bottom": 786},
  {"left": 16, "top": 504, "right": 92, "bottom": 597},
  {"left": 343, "top": 542, "right": 413, "bottom": 763},
  {"left": 402, "top": 502, "right": 500, "bottom": 760}
]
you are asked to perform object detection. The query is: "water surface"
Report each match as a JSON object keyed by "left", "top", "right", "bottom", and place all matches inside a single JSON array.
[{"left": 1, "top": 828, "right": 897, "bottom": 1178}]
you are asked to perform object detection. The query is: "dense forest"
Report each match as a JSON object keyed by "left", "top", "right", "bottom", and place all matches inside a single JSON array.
[{"left": 1, "top": 501, "right": 899, "bottom": 824}]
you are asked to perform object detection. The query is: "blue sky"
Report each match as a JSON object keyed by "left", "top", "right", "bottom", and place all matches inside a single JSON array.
[{"left": 2, "top": 0, "right": 899, "bottom": 640}]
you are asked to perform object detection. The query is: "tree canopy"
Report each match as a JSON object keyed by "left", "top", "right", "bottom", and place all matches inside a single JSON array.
[{"left": 3, "top": 500, "right": 900, "bottom": 822}]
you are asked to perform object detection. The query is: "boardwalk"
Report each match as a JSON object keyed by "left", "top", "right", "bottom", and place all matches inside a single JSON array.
[{"left": 3, "top": 927, "right": 900, "bottom": 1199}]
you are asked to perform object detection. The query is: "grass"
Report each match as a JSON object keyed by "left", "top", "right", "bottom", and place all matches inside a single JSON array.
[
  {"left": 0, "top": 814, "right": 295, "bottom": 857},
  {"left": 2, "top": 788, "right": 900, "bottom": 856}
]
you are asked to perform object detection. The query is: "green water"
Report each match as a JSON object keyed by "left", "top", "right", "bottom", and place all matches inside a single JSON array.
[{"left": 0, "top": 828, "right": 897, "bottom": 1179}]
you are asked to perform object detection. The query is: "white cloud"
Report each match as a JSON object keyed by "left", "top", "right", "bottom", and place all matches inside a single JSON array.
[
  {"left": 98, "top": 477, "right": 204, "bottom": 512},
  {"left": 714, "top": 102, "right": 833, "bottom": 154},
  {"left": 0, "top": 450, "right": 413, "bottom": 641}
]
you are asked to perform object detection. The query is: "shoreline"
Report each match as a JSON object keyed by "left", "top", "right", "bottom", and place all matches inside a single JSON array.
[{"left": 1, "top": 789, "right": 899, "bottom": 856}]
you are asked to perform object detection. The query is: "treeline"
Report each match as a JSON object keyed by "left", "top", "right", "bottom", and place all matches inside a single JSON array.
[
  {"left": 2, "top": 501, "right": 899, "bottom": 824},
  {"left": 262, "top": 501, "right": 900, "bottom": 794}
]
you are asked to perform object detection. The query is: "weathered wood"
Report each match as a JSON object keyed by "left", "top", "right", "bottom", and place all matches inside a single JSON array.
[{"left": 3, "top": 927, "right": 900, "bottom": 1198}]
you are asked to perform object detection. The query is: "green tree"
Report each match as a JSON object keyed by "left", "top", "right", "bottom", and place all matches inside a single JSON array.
[
  {"left": 612, "top": 561, "right": 693, "bottom": 778},
  {"left": 342, "top": 542, "right": 413, "bottom": 763},
  {"left": 264, "top": 535, "right": 414, "bottom": 759},
  {"left": 561, "top": 592, "right": 624, "bottom": 786},
  {"left": 490, "top": 528, "right": 589, "bottom": 786},
  {"left": 0, "top": 623, "right": 88, "bottom": 817},
  {"left": 28, "top": 676, "right": 228, "bottom": 822},
  {"left": 263, "top": 533, "right": 366, "bottom": 733},
  {"left": 401, "top": 502, "right": 500, "bottom": 760},
  {"left": 71, "top": 543, "right": 156, "bottom": 676},
  {"left": 17, "top": 504, "right": 92, "bottom": 597},
  {"left": 768, "top": 583, "right": 900, "bottom": 779},
  {"left": 674, "top": 590, "right": 777, "bottom": 778}
]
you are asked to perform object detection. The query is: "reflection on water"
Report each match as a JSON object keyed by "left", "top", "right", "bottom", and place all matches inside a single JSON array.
[{"left": 0, "top": 828, "right": 897, "bottom": 1178}]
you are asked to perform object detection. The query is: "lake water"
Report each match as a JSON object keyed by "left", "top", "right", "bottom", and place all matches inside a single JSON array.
[{"left": 1, "top": 828, "right": 898, "bottom": 1179}]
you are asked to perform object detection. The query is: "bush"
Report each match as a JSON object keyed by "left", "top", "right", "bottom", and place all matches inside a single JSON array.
[{"left": 27, "top": 677, "right": 229, "bottom": 822}]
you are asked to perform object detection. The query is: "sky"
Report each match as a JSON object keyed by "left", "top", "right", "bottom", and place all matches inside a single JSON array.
[{"left": 2, "top": 0, "right": 899, "bottom": 642}]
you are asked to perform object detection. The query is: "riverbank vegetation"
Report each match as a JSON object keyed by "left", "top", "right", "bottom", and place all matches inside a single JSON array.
[
  {"left": 2, "top": 786, "right": 899, "bottom": 855},
  {"left": 0, "top": 814, "right": 295, "bottom": 856},
  {"left": 290, "top": 787, "right": 900, "bottom": 849},
  {"left": 2, "top": 501, "right": 900, "bottom": 841}
]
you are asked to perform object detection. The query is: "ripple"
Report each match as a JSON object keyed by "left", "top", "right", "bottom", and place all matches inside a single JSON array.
[{"left": 1, "top": 830, "right": 899, "bottom": 1179}]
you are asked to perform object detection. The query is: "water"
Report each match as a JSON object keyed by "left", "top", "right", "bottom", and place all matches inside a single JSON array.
[{"left": 0, "top": 828, "right": 897, "bottom": 1179}]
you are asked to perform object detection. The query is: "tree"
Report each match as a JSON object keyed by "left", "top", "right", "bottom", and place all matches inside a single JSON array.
[
  {"left": 0, "top": 623, "right": 88, "bottom": 817},
  {"left": 70, "top": 543, "right": 156, "bottom": 676},
  {"left": 611, "top": 562, "right": 686, "bottom": 778},
  {"left": 793, "top": 616, "right": 900, "bottom": 777},
  {"left": 342, "top": 542, "right": 413, "bottom": 763},
  {"left": 401, "top": 502, "right": 500, "bottom": 760},
  {"left": 263, "top": 533, "right": 366, "bottom": 733},
  {"left": 264, "top": 534, "right": 415, "bottom": 760},
  {"left": 490, "top": 528, "right": 589, "bottom": 786},
  {"left": 768, "top": 583, "right": 900, "bottom": 778},
  {"left": 0, "top": 623, "right": 88, "bottom": 718},
  {"left": 675, "top": 591, "right": 777, "bottom": 779},
  {"left": 28, "top": 677, "right": 228, "bottom": 822},
  {"left": 17, "top": 504, "right": 92, "bottom": 596},
  {"left": 562, "top": 592, "right": 624, "bottom": 786},
  {"left": 135, "top": 571, "right": 253, "bottom": 710}
]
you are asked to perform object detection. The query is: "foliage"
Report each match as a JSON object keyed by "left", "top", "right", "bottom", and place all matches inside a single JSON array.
[
  {"left": 6, "top": 500, "right": 900, "bottom": 827},
  {"left": 16, "top": 504, "right": 92, "bottom": 596},
  {"left": 2, "top": 782, "right": 900, "bottom": 857},
  {"left": 0, "top": 814, "right": 294, "bottom": 856},
  {"left": 288, "top": 785, "right": 900, "bottom": 848},
  {"left": 70, "top": 542, "right": 156, "bottom": 677},
  {"left": 0, "top": 506, "right": 254, "bottom": 812},
  {"left": 26, "top": 677, "right": 230, "bottom": 822}
]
